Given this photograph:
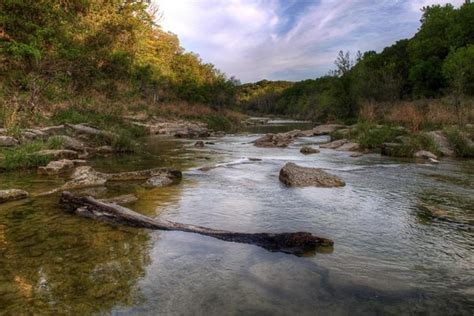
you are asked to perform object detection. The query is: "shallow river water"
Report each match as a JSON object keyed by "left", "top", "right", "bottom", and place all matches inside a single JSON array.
[{"left": 0, "top": 122, "right": 473, "bottom": 315}]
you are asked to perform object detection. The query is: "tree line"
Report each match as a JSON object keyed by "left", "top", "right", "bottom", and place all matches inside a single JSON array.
[
  {"left": 0, "top": 0, "right": 238, "bottom": 113},
  {"left": 238, "top": 3, "right": 474, "bottom": 123}
]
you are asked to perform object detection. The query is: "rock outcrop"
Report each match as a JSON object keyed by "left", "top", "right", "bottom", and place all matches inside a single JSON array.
[
  {"left": 279, "top": 162, "right": 345, "bottom": 187},
  {"left": 56, "top": 135, "right": 86, "bottom": 152},
  {"left": 0, "top": 136, "right": 19, "bottom": 147},
  {"left": 320, "top": 139, "right": 348, "bottom": 149},
  {"left": 335, "top": 142, "right": 360, "bottom": 152},
  {"left": 426, "top": 131, "right": 454, "bottom": 157},
  {"left": 311, "top": 124, "right": 345, "bottom": 136},
  {"left": 38, "top": 159, "right": 75, "bottom": 175}
]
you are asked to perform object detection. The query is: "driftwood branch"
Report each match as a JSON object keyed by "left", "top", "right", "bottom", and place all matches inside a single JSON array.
[{"left": 59, "top": 191, "right": 333, "bottom": 255}]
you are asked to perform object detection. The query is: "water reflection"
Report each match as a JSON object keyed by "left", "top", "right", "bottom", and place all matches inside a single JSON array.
[{"left": 0, "top": 196, "right": 151, "bottom": 314}]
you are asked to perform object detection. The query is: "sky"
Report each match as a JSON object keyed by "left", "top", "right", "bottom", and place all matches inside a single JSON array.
[{"left": 154, "top": 0, "right": 464, "bottom": 83}]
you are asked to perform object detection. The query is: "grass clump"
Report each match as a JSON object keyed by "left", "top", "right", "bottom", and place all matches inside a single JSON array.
[
  {"left": 0, "top": 141, "right": 53, "bottom": 171},
  {"left": 356, "top": 123, "right": 405, "bottom": 150},
  {"left": 46, "top": 136, "right": 65, "bottom": 149},
  {"left": 110, "top": 129, "right": 138, "bottom": 152},
  {"left": 445, "top": 128, "right": 474, "bottom": 157}
]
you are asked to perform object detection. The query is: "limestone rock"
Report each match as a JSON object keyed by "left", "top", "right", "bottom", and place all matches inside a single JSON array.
[
  {"left": 143, "top": 176, "right": 174, "bottom": 188},
  {"left": 414, "top": 150, "right": 438, "bottom": 160},
  {"left": 0, "top": 189, "right": 29, "bottom": 204},
  {"left": 38, "top": 159, "right": 75, "bottom": 175},
  {"left": 62, "top": 166, "right": 108, "bottom": 190},
  {"left": 279, "top": 162, "right": 345, "bottom": 187},
  {"left": 336, "top": 142, "right": 360, "bottom": 152},
  {"left": 320, "top": 139, "right": 348, "bottom": 149},
  {"left": 0, "top": 136, "right": 19, "bottom": 147}
]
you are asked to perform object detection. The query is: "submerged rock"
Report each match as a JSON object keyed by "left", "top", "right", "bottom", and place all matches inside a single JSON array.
[
  {"left": 101, "top": 194, "right": 138, "bottom": 205},
  {"left": 253, "top": 132, "right": 295, "bottom": 148},
  {"left": 300, "top": 146, "right": 320, "bottom": 154},
  {"left": 194, "top": 140, "right": 205, "bottom": 147},
  {"left": 62, "top": 166, "right": 108, "bottom": 190},
  {"left": 279, "top": 162, "right": 345, "bottom": 187},
  {"left": 0, "top": 189, "right": 29, "bottom": 204},
  {"left": 143, "top": 176, "right": 174, "bottom": 188},
  {"left": 0, "top": 136, "right": 19, "bottom": 147}
]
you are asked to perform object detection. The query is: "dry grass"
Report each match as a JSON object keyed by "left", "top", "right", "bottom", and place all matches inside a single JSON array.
[
  {"left": 0, "top": 96, "right": 21, "bottom": 133},
  {"left": 383, "top": 99, "right": 474, "bottom": 131},
  {"left": 385, "top": 102, "right": 424, "bottom": 132},
  {"left": 358, "top": 102, "right": 378, "bottom": 123}
]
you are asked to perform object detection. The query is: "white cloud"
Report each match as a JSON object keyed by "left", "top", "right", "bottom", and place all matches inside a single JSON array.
[{"left": 154, "top": 0, "right": 466, "bottom": 82}]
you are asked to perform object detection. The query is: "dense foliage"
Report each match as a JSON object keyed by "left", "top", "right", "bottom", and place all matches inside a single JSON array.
[
  {"left": 238, "top": 3, "right": 474, "bottom": 123},
  {"left": 0, "top": 0, "right": 237, "bottom": 115}
]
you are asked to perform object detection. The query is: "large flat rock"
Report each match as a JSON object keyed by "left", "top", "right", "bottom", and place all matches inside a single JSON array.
[
  {"left": 0, "top": 189, "right": 29, "bottom": 204},
  {"left": 279, "top": 162, "right": 345, "bottom": 187}
]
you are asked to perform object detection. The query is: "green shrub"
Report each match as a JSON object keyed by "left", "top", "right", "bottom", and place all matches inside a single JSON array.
[
  {"left": 356, "top": 123, "right": 404, "bottom": 150},
  {"left": 329, "top": 130, "right": 345, "bottom": 141},
  {"left": 0, "top": 141, "right": 52, "bottom": 170},
  {"left": 111, "top": 130, "right": 137, "bottom": 152},
  {"left": 445, "top": 128, "right": 474, "bottom": 157},
  {"left": 202, "top": 115, "right": 233, "bottom": 132}
]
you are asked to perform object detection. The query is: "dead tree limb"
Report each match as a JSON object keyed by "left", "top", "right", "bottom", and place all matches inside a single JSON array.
[{"left": 59, "top": 191, "right": 333, "bottom": 255}]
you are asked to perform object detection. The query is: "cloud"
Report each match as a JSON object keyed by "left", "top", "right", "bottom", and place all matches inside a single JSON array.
[{"left": 155, "top": 0, "right": 465, "bottom": 82}]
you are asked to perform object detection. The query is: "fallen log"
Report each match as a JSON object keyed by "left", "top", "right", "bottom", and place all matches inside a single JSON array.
[{"left": 59, "top": 191, "right": 333, "bottom": 255}]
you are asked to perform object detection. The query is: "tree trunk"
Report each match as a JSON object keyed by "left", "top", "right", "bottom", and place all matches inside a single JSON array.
[{"left": 59, "top": 191, "right": 333, "bottom": 255}]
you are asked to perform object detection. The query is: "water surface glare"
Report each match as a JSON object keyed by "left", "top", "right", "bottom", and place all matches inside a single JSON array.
[{"left": 0, "top": 125, "right": 473, "bottom": 315}]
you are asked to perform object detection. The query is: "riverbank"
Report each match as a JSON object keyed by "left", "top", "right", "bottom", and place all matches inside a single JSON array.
[{"left": 0, "top": 102, "right": 246, "bottom": 171}]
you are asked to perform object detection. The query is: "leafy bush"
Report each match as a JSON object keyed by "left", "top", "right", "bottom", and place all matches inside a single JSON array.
[{"left": 356, "top": 123, "right": 404, "bottom": 150}]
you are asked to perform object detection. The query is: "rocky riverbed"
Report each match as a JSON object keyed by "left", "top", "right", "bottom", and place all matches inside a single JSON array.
[{"left": 0, "top": 119, "right": 472, "bottom": 315}]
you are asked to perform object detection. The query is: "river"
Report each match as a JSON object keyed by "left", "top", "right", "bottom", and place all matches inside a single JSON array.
[{"left": 0, "top": 121, "right": 473, "bottom": 315}]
